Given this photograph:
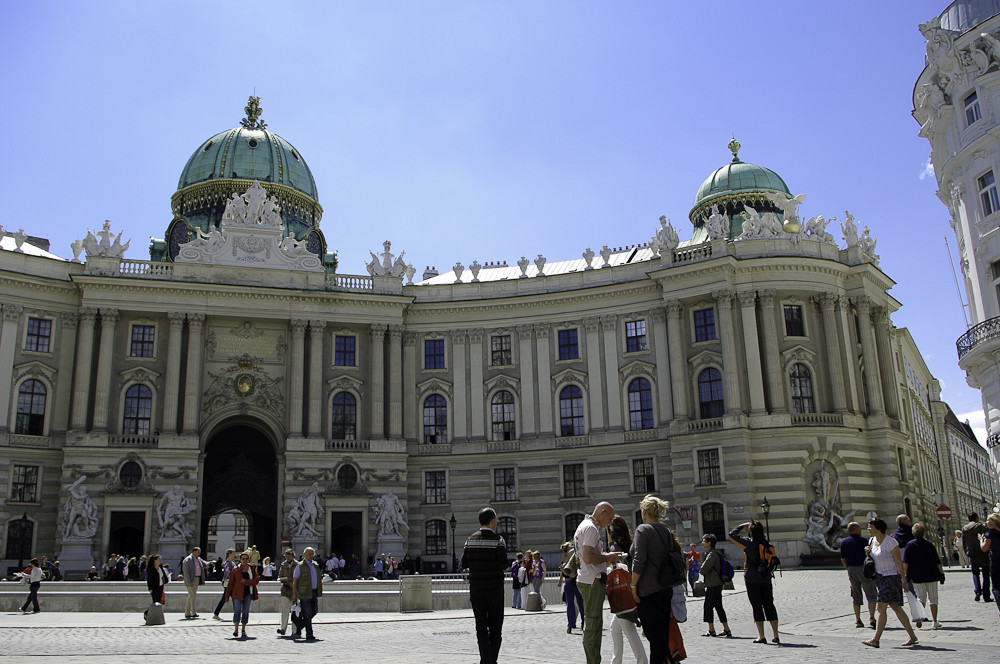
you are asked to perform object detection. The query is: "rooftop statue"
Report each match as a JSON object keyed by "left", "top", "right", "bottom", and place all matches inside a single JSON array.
[
  {"left": 657, "top": 215, "right": 679, "bottom": 249},
  {"left": 840, "top": 211, "right": 859, "bottom": 248},
  {"left": 81, "top": 220, "right": 130, "bottom": 259},
  {"left": 365, "top": 240, "right": 411, "bottom": 279},
  {"left": 705, "top": 205, "right": 729, "bottom": 240}
]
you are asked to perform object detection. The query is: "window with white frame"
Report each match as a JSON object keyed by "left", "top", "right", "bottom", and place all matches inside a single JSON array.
[
  {"left": 701, "top": 502, "right": 726, "bottom": 539},
  {"left": 129, "top": 324, "right": 155, "bottom": 357},
  {"left": 693, "top": 308, "right": 716, "bottom": 342},
  {"left": 424, "top": 338, "right": 445, "bottom": 369},
  {"left": 24, "top": 318, "right": 51, "bottom": 353},
  {"left": 494, "top": 467, "right": 516, "bottom": 502},
  {"left": 625, "top": 319, "right": 647, "bottom": 352},
  {"left": 965, "top": 90, "right": 982, "bottom": 125},
  {"left": 558, "top": 329, "right": 580, "bottom": 360},
  {"left": 491, "top": 335, "right": 512, "bottom": 366},
  {"left": 697, "top": 368, "right": 724, "bottom": 419},
  {"left": 627, "top": 378, "right": 654, "bottom": 430},
  {"left": 491, "top": 390, "right": 516, "bottom": 440},
  {"left": 559, "top": 385, "right": 585, "bottom": 436},
  {"left": 980, "top": 170, "right": 1000, "bottom": 216},
  {"left": 697, "top": 448, "right": 722, "bottom": 486},
  {"left": 423, "top": 395, "right": 447, "bottom": 443},
  {"left": 425, "top": 519, "right": 447, "bottom": 554},
  {"left": 334, "top": 335, "right": 356, "bottom": 366},
  {"left": 564, "top": 513, "right": 585, "bottom": 541}
]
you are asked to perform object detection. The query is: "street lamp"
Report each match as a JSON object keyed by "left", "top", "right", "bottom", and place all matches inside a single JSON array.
[
  {"left": 760, "top": 497, "right": 771, "bottom": 541},
  {"left": 449, "top": 513, "right": 458, "bottom": 573},
  {"left": 17, "top": 512, "right": 30, "bottom": 570}
]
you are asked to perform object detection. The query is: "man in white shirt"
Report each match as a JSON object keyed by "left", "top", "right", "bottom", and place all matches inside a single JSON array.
[{"left": 573, "top": 502, "right": 619, "bottom": 664}]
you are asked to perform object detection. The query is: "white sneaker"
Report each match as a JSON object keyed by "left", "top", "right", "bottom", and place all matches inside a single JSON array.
[{"left": 932, "top": 622, "right": 942, "bottom": 630}]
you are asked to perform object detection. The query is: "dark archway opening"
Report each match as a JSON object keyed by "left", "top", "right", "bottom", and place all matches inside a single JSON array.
[
  {"left": 200, "top": 425, "right": 278, "bottom": 558},
  {"left": 108, "top": 511, "right": 145, "bottom": 560}
]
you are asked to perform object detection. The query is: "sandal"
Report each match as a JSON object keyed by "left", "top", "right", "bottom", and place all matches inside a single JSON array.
[
  {"left": 771, "top": 637, "right": 780, "bottom": 644},
  {"left": 701, "top": 632, "right": 717, "bottom": 637},
  {"left": 855, "top": 620, "right": 864, "bottom": 628},
  {"left": 862, "top": 639, "right": 879, "bottom": 648},
  {"left": 753, "top": 637, "right": 767, "bottom": 644},
  {"left": 869, "top": 619, "right": 877, "bottom": 629},
  {"left": 901, "top": 637, "right": 918, "bottom": 647},
  {"left": 720, "top": 630, "right": 733, "bottom": 638}
]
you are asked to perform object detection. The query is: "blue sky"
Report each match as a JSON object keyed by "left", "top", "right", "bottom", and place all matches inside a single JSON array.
[{"left": 1, "top": 1, "right": 984, "bottom": 440}]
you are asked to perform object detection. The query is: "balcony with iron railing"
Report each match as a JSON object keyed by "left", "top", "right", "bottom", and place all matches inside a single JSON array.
[{"left": 956, "top": 315, "right": 1000, "bottom": 359}]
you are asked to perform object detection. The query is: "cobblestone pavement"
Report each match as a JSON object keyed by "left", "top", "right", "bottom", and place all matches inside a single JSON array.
[{"left": 0, "top": 570, "right": 994, "bottom": 663}]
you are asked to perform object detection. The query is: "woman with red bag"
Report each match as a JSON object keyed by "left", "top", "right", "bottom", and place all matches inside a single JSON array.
[
  {"left": 609, "top": 515, "right": 648, "bottom": 664},
  {"left": 146, "top": 554, "right": 169, "bottom": 605},
  {"left": 224, "top": 550, "right": 260, "bottom": 639}
]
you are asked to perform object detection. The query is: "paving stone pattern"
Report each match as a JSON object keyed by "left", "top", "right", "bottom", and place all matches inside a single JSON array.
[{"left": 0, "top": 570, "right": 994, "bottom": 663}]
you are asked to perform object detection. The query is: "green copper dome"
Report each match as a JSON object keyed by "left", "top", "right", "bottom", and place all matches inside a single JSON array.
[{"left": 689, "top": 139, "right": 790, "bottom": 226}]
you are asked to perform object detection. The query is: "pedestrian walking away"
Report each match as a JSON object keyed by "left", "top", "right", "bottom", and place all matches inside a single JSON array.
[
  {"left": 729, "top": 520, "right": 780, "bottom": 645},
  {"left": 19, "top": 558, "right": 42, "bottom": 613},
  {"left": 861, "top": 517, "right": 918, "bottom": 649},
  {"left": 460, "top": 507, "right": 509, "bottom": 664},
  {"left": 558, "top": 541, "right": 585, "bottom": 633},
  {"left": 574, "top": 501, "right": 621, "bottom": 664},
  {"left": 902, "top": 523, "right": 945, "bottom": 629},
  {"left": 211, "top": 548, "right": 236, "bottom": 620},
  {"left": 840, "top": 521, "right": 877, "bottom": 629},
  {"left": 980, "top": 512, "right": 1000, "bottom": 612},
  {"left": 291, "top": 546, "right": 323, "bottom": 641},
  {"left": 224, "top": 550, "right": 259, "bottom": 639},
  {"left": 699, "top": 533, "right": 732, "bottom": 638},
  {"left": 962, "top": 512, "right": 992, "bottom": 602}
]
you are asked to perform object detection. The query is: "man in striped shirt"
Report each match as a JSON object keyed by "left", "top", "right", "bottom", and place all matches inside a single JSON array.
[{"left": 461, "top": 507, "right": 509, "bottom": 664}]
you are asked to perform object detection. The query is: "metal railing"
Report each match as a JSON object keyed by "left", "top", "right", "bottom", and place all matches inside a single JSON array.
[{"left": 956, "top": 315, "right": 1000, "bottom": 359}]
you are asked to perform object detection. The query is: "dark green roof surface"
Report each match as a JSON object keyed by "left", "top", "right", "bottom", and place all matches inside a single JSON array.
[{"left": 691, "top": 159, "right": 790, "bottom": 212}]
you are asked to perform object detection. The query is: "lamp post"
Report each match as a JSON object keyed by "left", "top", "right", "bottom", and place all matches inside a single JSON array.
[
  {"left": 17, "top": 512, "right": 30, "bottom": 570},
  {"left": 760, "top": 497, "right": 771, "bottom": 541},
  {"left": 449, "top": 513, "right": 458, "bottom": 573}
]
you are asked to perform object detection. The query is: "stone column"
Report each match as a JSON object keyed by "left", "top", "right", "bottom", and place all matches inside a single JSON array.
[
  {"left": 369, "top": 324, "right": 386, "bottom": 438},
  {"left": 161, "top": 312, "right": 186, "bottom": 434},
  {"left": 388, "top": 325, "right": 404, "bottom": 438},
  {"left": 516, "top": 325, "right": 536, "bottom": 436},
  {"left": 650, "top": 307, "right": 672, "bottom": 422},
  {"left": 308, "top": 320, "right": 326, "bottom": 438},
  {"left": 665, "top": 301, "right": 688, "bottom": 420},
  {"left": 713, "top": 290, "right": 743, "bottom": 414},
  {"left": 182, "top": 313, "right": 206, "bottom": 434},
  {"left": 818, "top": 294, "right": 847, "bottom": 413},
  {"left": 91, "top": 307, "right": 119, "bottom": 431},
  {"left": 837, "top": 297, "right": 862, "bottom": 413},
  {"left": 534, "top": 323, "right": 553, "bottom": 435},
  {"left": 54, "top": 314, "right": 78, "bottom": 432},
  {"left": 756, "top": 290, "right": 786, "bottom": 414},
  {"left": 872, "top": 306, "right": 900, "bottom": 420},
  {"left": 402, "top": 332, "right": 417, "bottom": 441},
  {"left": 583, "top": 318, "right": 605, "bottom": 430},
  {"left": 70, "top": 307, "right": 97, "bottom": 430},
  {"left": 602, "top": 315, "right": 622, "bottom": 429},
  {"left": 737, "top": 291, "right": 766, "bottom": 415},
  {"left": 468, "top": 328, "right": 485, "bottom": 440},
  {"left": 0, "top": 304, "right": 22, "bottom": 432},
  {"left": 852, "top": 298, "right": 884, "bottom": 415},
  {"left": 451, "top": 329, "right": 468, "bottom": 440}
]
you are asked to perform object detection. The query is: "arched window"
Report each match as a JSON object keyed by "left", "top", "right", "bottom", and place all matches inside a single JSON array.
[
  {"left": 564, "top": 513, "right": 585, "bottom": 541},
  {"left": 491, "top": 390, "right": 516, "bottom": 441},
  {"left": 5, "top": 518, "right": 34, "bottom": 561},
  {"left": 425, "top": 519, "right": 447, "bottom": 555},
  {"left": 627, "top": 378, "right": 654, "bottom": 430},
  {"left": 497, "top": 516, "right": 518, "bottom": 552},
  {"left": 15, "top": 380, "right": 46, "bottom": 435},
  {"left": 701, "top": 502, "right": 726, "bottom": 539},
  {"left": 790, "top": 363, "right": 815, "bottom": 414},
  {"left": 423, "top": 395, "right": 447, "bottom": 443},
  {"left": 559, "top": 385, "right": 585, "bottom": 436},
  {"left": 331, "top": 392, "right": 357, "bottom": 440},
  {"left": 697, "top": 368, "right": 724, "bottom": 419},
  {"left": 123, "top": 384, "right": 152, "bottom": 435}
]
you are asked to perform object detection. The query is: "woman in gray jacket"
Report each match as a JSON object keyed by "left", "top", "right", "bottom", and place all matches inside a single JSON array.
[
  {"left": 699, "top": 534, "right": 731, "bottom": 637},
  {"left": 629, "top": 495, "right": 677, "bottom": 664}
]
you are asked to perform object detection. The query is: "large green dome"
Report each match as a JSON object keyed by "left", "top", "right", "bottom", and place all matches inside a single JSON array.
[{"left": 689, "top": 140, "right": 790, "bottom": 226}]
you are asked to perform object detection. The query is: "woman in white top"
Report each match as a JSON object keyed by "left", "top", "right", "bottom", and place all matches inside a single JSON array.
[
  {"left": 20, "top": 557, "right": 43, "bottom": 613},
  {"left": 862, "top": 517, "right": 918, "bottom": 649}
]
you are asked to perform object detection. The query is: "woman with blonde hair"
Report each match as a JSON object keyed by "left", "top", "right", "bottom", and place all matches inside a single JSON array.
[
  {"left": 531, "top": 550, "right": 547, "bottom": 608},
  {"left": 629, "top": 494, "right": 678, "bottom": 664}
]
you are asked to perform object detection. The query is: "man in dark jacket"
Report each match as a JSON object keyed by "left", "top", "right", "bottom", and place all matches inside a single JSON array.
[
  {"left": 962, "top": 513, "right": 992, "bottom": 601},
  {"left": 460, "top": 507, "right": 509, "bottom": 664},
  {"left": 902, "top": 523, "right": 944, "bottom": 628},
  {"left": 892, "top": 514, "right": 914, "bottom": 547}
]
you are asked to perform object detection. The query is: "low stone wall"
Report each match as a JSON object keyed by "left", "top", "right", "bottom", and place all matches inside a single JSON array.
[{"left": 0, "top": 577, "right": 565, "bottom": 613}]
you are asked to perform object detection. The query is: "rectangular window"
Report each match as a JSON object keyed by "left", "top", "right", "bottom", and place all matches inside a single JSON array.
[
  {"left": 10, "top": 464, "right": 39, "bottom": 502},
  {"left": 24, "top": 318, "right": 51, "bottom": 353},
  {"left": 493, "top": 468, "right": 516, "bottom": 502},
  {"left": 783, "top": 305, "right": 804, "bottom": 337},
  {"left": 625, "top": 320, "right": 647, "bottom": 352},
  {"left": 632, "top": 458, "right": 655, "bottom": 493},
  {"left": 129, "top": 324, "right": 155, "bottom": 357},
  {"left": 966, "top": 90, "right": 982, "bottom": 126},
  {"left": 234, "top": 515, "right": 247, "bottom": 536},
  {"left": 562, "top": 463, "right": 586, "bottom": 497},
  {"left": 697, "top": 448, "right": 722, "bottom": 486},
  {"left": 334, "top": 335, "right": 356, "bottom": 366},
  {"left": 897, "top": 448, "right": 907, "bottom": 482},
  {"left": 424, "top": 338, "right": 445, "bottom": 369},
  {"left": 980, "top": 170, "right": 1000, "bottom": 216},
  {"left": 693, "top": 308, "right": 716, "bottom": 342},
  {"left": 426, "top": 520, "right": 447, "bottom": 555},
  {"left": 558, "top": 328, "right": 579, "bottom": 360},
  {"left": 425, "top": 470, "right": 447, "bottom": 504},
  {"left": 491, "top": 335, "right": 512, "bottom": 366}
]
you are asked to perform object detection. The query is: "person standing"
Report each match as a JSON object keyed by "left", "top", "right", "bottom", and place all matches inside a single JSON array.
[
  {"left": 684, "top": 544, "right": 701, "bottom": 597},
  {"left": 902, "top": 523, "right": 944, "bottom": 629},
  {"left": 531, "top": 550, "right": 547, "bottom": 608},
  {"left": 511, "top": 552, "right": 524, "bottom": 609},
  {"left": 840, "top": 521, "right": 877, "bottom": 629},
  {"left": 608, "top": 516, "right": 648, "bottom": 664},
  {"left": 861, "top": 517, "right": 919, "bottom": 649},
  {"left": 699, "top": 534, "right": 731, "bottom": 637},
  {"left": 558, "top": 542, "right": 585, "bottom": 632},
  {"left": 954, "top": 529, "right": 969, "bottom": 567},
  {"left": 962, "top": 512, "right": 992, "bottom": 602},
  {"left": 291, "top": 546, "right": 323, "bottom": 641},
  {"left": 460, "top": 507, "right": 508, "bottom": 664},
  {"left": 979, "top": 513, "right": 1000, "bottom": 613},
  {"left": 211, "top": 549, "right": 236, "bottom": 621},
  {"left": 19, "top": 558, "right": 42, "bottom": 613},
  {"left": 224, "top": 550, "right": 259, "bottom": 639},
  {"left": 261, "top": 556, "right": 275, "bottom": 580},
  {"left": 574, "top": 501, "right": 620, "bottom": 664},
  {"left": 181, "top": 546, "right": 206, "bottom": 619},
  {"left": 629, "top": 495, "right": 676, "bottom": 664},
  {"left": 277, "top": 548, "right": 296, "bottom": 636},
  {"left": 146, "top": 554, "right": 169, "bottom": 605},
  {"left": 729, "top": 520, "right": 780, "bottom": 644}
]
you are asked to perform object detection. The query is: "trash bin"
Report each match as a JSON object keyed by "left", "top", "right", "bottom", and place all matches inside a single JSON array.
[{"left": 399, "top": 574, "right": 433, "bottom": 612}]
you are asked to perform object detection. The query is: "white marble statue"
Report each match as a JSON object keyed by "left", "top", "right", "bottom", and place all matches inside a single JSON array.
[
  {"left": 840, "top": 211, "right": 859, "bottom": 248},
  {"left": 158, "top": 484, "right": 197, "bottom": 540},
  {"left": 371, "top": 489, "right": 408, "bottom": 537},
  {"left": 365, "top": 240, "right": 409, "bottom": 278},
  {"left": 81, "top": 220, "right": 131, "bottom": 259},
  {"left": 738, "top": 205, "right": 765, "bottom": 239},
  {"left": 705, "top": 205, "right": 729, "bottom": 240},
  {"left": 287, "top": 482, "right": 323, "bottom": 538},
  {"left": 802, "top": 460, "right": 856, "bottom": 553},
  {"left": 656, "top": 216, "right": 679, "bottom": 250},
  {"left": 62, "top": 476, "right": 99, "bottom": 539},
  {"left": 859, "top": 225, "right": 879, "bottom": 261},
  {"left": 763, "top": 192, "right": 808, "bottom": 225},
  {"left": 804, "top": 215, "right": 836, "bottom": 244}
]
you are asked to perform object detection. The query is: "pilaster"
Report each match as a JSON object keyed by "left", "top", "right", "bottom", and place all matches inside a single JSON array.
[
  {"left": 818, "top": 294, "right": 847, "bottom": 413},
  {"left": 388, "top": 325, "right": 404, "bottom": 438},
  {"left": 451, "top": 329, "right": 468, "bottom": 440},
  {"left": 853, "top": 298, "right": 884, "bottom": 416},
  {"left": 161, "top": 312, "right": 185, "bottom": 434},
  {"left": 602, "top": 315, "right": 622, "bottom": 428},
  {"left": 516, "top": 325, "right": 536, "bottom": 436},
  {"left": 91, "top": 307, "right": 119, "bottom": 431},
  {"left": 583, "top": 317, "right": 605, "bottom": 430},
  {"left": 650, "top": 307, "right": 672, "bottom": 422},
  {"left": 70, "top": 307, "right": 97, "bottom": 430},
  {"left": 182, "top": 313, "right": 205, "bottom": 434},
  {"left": 757, "top": 290, "right": 786, "bottom": 414},
  {"left": 308, "top": 320, "right": 326, "bottom": 438},
  {"left": 665, "top": 301, "right": 688, "bottom": 420},
  {"left": 534, "top": 323, "right": 553, "bottom": 435},
  {"left": 468, "top": 328, "right": 485, "bottom": 440},
  {"left": 713, "top": 290, "right": 743, "bottom": 414},
  {"left": 737, "top": 291, "right": 766, "bottom": 415},
  {"left": 369, "top": 323, "right": 386, "bottom": 438},
  {"left": 0, "top": 304, "right": 23, "bottom": 432}
]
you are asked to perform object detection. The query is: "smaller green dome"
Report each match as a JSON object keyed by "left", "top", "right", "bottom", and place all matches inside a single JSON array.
[{"left": 689, "top": 140, "right": 790, "bottom": 225}]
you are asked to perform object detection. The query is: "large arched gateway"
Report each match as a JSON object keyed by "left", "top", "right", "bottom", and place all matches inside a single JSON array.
[{"left": 200, "top": 424, "right": 278, "bottom": 556}]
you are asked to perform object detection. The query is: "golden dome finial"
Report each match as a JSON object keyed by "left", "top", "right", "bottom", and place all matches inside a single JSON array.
[
  {"left": 727, "top": 137, "right": 741, "bottom": 162},
  {"left": 241, "top": 96, "right": 267, "bottom": 130}
]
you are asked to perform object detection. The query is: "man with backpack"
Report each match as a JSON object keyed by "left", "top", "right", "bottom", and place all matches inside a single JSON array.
[
  {"left": 729, "top": 520, "right": 781, "bottom": 644},
  {"left": 557, "top": 541, "right": 585, "bottom": 633}
]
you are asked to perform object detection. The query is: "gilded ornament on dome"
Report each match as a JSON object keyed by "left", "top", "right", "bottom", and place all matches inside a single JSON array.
[
  {"left": 241, "top": 95, "right": 267, "bottom": 130},
  {"left": 727, "top": 137, "right": 741, "bottom": 162}
]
